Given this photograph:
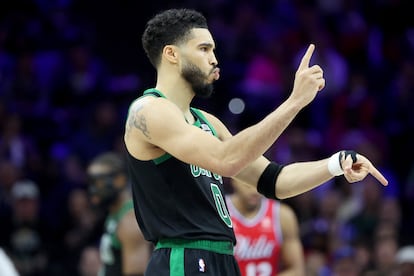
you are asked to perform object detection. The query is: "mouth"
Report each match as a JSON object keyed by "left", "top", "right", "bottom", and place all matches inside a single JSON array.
[{"left": 211, "top": 68, "right": 220, "bottom": 80}]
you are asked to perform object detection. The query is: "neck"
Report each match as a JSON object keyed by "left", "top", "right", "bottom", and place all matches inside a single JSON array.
[
  {"left": 155, "top": 69, "right": 194, "bottom": 112},
  {"left": 156, "top": 85, "right": 193, "bottom": 108},
  {"left": 155, "top": 80, "right": 195, "bottom": 124}
]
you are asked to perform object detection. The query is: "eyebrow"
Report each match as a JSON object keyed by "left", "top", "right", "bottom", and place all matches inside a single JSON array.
[{"left": 198, "top": 42, "right": 215, "bottom": 49}]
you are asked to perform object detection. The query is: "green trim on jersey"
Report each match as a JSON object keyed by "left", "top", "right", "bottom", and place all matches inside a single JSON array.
[
  {"left": 156, "top": 239, "right": 234, "bottom": 255},
  {"left": 143, "top": 88, "right": 167, "bottom": 98},
  {"left": 153, "top": 153, "right": 172, "bottom": 165},
  {"left": 190, "top": 108, "right": 218, "bottom": 137}
]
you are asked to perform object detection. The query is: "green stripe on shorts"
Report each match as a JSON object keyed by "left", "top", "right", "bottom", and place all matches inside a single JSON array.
[
  {"left": 170, "top": 247, "right": 184, "bottom": 276},
  {"left": 156, "top": 239, "right": 234, "bottom": 276}
]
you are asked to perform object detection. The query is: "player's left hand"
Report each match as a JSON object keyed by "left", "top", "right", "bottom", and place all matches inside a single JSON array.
[{"left": 341, "top": 152, "right": 388, "bottom": 186}]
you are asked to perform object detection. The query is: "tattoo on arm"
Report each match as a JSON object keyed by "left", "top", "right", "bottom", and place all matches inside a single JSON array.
[{"left": 127, "top": 105, "right": 151, "bottom": 139}]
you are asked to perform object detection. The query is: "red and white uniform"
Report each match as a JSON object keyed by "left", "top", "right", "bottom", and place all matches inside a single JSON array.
[{"left": 227, "top": 197, "right": 283, "bottom": 276}]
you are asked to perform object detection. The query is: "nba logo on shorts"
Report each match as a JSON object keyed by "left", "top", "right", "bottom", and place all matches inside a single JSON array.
[{"left": 198, "top": 258, "right": 206, "bottom": 272}]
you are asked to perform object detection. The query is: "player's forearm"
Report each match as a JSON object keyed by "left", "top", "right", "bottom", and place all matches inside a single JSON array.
[
  {"left": 221, "top": 98, "right": 302, "bottom": 176},
  {"left": 275, "top": 159, "right": 332, "bottom": 199}
]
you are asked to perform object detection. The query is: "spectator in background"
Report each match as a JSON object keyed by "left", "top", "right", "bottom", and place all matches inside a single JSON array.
[
  {"left": 365, "top": 234, "right": 398, "bottom": 275},
  {"left": 0, "top": 113, "right": 39, "bottom": 172},
  {"left": 5, "top": 51, "right": 42, "bottom": 116},
  {"left": 0, "top": 160, "right": 22, "bottom": 223},
  {"left": 297, "top": 26, "right": 349, "bottom": 130},
  {"left": 238, "top": 31, "right": 286, "bottom": 125},
  {"left": 2, "top": 180, "right": 50, "bottom": 276},
  {"left": 69, "top": 100, "right": 122, "bottom": 163},
  {"left": 52, "top": 41, "right": 110, "bottom": 109},
  {"left": 87, "top": 151, "right": 151, "bottom": 276},
  {"left": 329, "top": 246, "right": 360, "bottom": 276},
  {"left": 226, "top": 178, "right": 305, "bottom": 275},
  {"left": 41, "top": 153, "right": 88, "bottom": 234},
  {"left": 300, "top": 188, "right": 343, "bottom": 257},
  {"left": 58, "top": 187, "right": 101, "bottom": 276},
  {"left": 346, "top": 177, "right": 384, "bottom": 245}
]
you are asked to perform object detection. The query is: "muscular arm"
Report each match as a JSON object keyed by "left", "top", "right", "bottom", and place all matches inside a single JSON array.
[
  {"left": 118, "top": 211, "right": 150, "bottom": 275},
  {"left": 124, "top": 94, "right": 302, "bottom": 177},
  {"left": 278, "top": 203, "right": 305, "bottom": 276},
  {"left": 233, "top": 154, "right": 388, "bottom": 199}
]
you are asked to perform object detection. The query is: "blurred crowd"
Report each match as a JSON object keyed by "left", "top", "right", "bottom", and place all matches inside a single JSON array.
[{"left": 0, "top": 0, "right": 414, "bottom": 275}]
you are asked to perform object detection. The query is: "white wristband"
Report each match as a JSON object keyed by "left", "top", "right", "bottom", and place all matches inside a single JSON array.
[{"left": 327, "top": 151, "right": 344, "bottom": 176}]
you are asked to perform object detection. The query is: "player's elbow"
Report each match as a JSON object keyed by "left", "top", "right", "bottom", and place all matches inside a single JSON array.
[{"left": 213, "top": 159, "right": 244, "bottom": 177}]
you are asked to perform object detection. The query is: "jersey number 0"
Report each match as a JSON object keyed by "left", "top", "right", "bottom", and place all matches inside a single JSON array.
[{"left": 210, "top": 184, "right": 233, "bottom": 228}]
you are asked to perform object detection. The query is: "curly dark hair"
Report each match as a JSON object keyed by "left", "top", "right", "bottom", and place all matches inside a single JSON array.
[{"left": 142, "top": 8, "right": 208, "bottom": 68}]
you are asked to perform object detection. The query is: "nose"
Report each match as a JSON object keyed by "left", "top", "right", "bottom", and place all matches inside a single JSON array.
[{"left": 210, "top": 52, "right": 218, "bottom": 67}]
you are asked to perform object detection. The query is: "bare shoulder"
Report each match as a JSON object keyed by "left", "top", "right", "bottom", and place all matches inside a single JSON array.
[
  {"left": 124, "top": 96, "right": 176, "bottom": 140},
  {"left": 124, "top": 96, "right": 186, "bottom": 159}
]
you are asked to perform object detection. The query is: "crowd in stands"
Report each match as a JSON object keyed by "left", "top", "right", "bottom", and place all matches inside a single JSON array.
[{"left": 0, "top": 0, "right": 414, "bottom": 275}]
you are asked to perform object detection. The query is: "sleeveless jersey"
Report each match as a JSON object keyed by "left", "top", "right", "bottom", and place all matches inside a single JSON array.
[
  {"left": 126, "top": 88, "right": 235, "bottom": 245},
  {"left": 99, "top": 200, "right": 134, "bottom": 276},
  {"left": 226, "top": 197, "right": 283, "bottom": 276}
]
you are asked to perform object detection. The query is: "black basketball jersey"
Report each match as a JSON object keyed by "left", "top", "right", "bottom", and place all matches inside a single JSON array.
[{"left": 126, "top": 88, "right": 235, "bottom": 245}]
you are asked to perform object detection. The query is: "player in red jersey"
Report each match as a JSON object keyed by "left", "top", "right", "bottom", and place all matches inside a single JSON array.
[{"left": 226, "top": 179, "right": 305, "bottom": 276}]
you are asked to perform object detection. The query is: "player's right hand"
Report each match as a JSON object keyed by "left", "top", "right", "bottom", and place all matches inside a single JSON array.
[
  {"left": 342, "top": 153, "right": 389, "bottom": 186},
  {"left": 290, "top": 44, "right": 325, "bottom": 108}
]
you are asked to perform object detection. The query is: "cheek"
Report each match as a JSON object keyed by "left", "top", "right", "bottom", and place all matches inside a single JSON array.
[{"left": 188, "top": 53, "right": 208, "bottom": 69}]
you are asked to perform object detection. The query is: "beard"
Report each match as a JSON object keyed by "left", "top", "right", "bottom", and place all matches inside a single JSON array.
[{"left": 182, "top": 61, "right": 215, "bottom": 98}]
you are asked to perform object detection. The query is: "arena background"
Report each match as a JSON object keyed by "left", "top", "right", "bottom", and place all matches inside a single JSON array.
[{"left": 0, "top": 0, "right": 413, "bottom": 275}]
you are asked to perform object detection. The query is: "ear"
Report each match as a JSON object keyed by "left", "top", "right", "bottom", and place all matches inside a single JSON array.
[{"left": 163, "top": 45, "right": 179, "bottom": 64}]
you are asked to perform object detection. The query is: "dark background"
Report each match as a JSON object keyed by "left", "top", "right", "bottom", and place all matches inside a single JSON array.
[{"left": 0, "top": 0, "right": 413, "bottom": 275}]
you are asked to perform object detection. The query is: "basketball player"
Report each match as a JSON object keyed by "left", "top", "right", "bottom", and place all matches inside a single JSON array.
[
  {"left": 227, "top": 179, "right": 304, "bottom": 276},
  {"left": 87, "top": 152, "right": 151, "bottom": 276},
  {"left": 123, "top": 8, "right": 388, "bottom": 275}
]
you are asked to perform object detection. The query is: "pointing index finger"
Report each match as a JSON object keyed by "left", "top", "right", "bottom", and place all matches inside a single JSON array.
[
  {"left": 298, "top": 44, "right": 315, "bottom": 71},
  {"left": 369, "top": 165, "right": 389, "bottom": 186}
]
